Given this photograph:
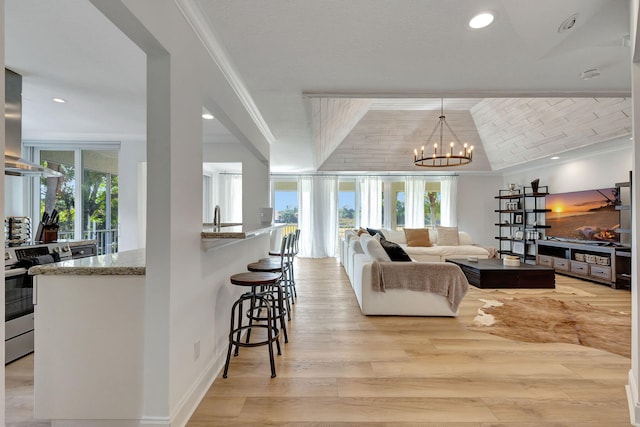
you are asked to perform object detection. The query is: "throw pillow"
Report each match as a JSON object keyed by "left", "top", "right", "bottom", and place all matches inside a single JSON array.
[
  {"left": 361, "top": 236, "right": 391, "bottom": 262},
  {"left": 458, "top": 231, "right": 474, "bottom": 245},
  {"left": 436, "top": 226, "right": 460, "bottom": 246},
  {"left": 366, "top": 227, "right": 386, "bottom": 239},
  {"left": 379, "top": 238, "right": 412, "bottom": 262},
  {"left": 357, "top": 227, "right": 368, "bottom": 236},
  {"left": 403, "top": 228, "right": 432, "bottom": 247}
]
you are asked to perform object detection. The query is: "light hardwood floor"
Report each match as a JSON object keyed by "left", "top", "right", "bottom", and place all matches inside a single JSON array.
[
  {"left": 5, "top": 257, "right": 633, "bottom": 426},
  {"left": 188, "top": 257, "right": 632, "bottom": 426}
]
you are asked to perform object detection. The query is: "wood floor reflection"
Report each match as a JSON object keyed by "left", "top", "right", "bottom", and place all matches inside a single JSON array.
[
  {"left": 188, "top": 257, "right": 632, "bottom": 426},
  {"left": 5, "top": 257, "right": 633, "bottom": 426}
]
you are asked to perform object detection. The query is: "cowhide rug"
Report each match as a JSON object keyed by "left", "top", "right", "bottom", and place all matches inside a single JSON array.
[{"left": 470, "top": 297, "right": 630, "bottom": 358}]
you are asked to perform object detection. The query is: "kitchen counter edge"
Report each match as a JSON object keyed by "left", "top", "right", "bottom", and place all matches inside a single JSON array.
[{"left": 29, "top": 248, "right": 145, "bottom": 276}]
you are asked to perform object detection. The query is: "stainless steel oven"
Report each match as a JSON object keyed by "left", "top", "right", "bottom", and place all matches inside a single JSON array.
[{"left": 4, "top": 243, "right": 72, "bottom": 364}]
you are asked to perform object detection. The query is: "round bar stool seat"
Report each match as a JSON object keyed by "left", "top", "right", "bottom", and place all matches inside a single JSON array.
[
  {"left": 223, "top": 272, "right": 281, "bottom": 379},
  {"left": 247, "top": 261, "right": 292, "bottom": 330}
]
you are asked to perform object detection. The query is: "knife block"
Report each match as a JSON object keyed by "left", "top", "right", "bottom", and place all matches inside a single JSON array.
[{"left": 42, "top": 225, "right": 59, "bottom": 243}]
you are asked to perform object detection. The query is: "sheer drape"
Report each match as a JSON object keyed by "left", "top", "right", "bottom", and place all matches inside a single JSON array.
[
  {"left": 404, "top": 176, "right": 425, "bottom": 228},
  {"left": 358, "top": 176, "right": 383, "bottom": 228},
  {"left": 440, "top": 175, "right": 458, "bottom": 226},
  {"left": 219, "top": 173, "right": 242, "bottom": 223},
  {"left": 298, "top": 176, "right": 339, "bottom": 258}
]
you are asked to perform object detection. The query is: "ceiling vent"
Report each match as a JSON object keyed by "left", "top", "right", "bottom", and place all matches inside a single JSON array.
[
  {"left": 558, "top": 14, "right": 579, "bottom": 33},
  {"left": 580, "top": 68, "right": 601, "bottom": 80}
]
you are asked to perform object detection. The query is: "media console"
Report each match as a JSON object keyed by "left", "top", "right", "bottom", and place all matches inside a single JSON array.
[{"left": 536, "top": 239, "right": 630, "bottom": 289}]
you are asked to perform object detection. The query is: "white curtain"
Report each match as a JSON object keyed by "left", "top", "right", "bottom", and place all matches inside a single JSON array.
[
  {"left": 358, "top": 176, "right": 383, "bottom": 228},
  {"left": 219, "top": 173, "right": 242, "bottom": 223},
  {"left": 298, "top": 176, "right": 339, "bottom": 258},
  {"left": 440, "top": 175, "right": 458, "bottom": 226},
  {"left": 404, "top": 176, "right": 425, "bottom": 228}
]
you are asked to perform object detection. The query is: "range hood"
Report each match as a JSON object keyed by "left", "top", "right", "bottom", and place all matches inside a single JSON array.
[{"left": 5, "top": 69, "right": 62, "bottom": 177}]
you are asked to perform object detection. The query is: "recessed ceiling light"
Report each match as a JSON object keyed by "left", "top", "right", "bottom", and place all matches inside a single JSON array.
[
  {"left": 558, "top": 13, "right": 579, "bottom": 33},
  {"left": 469, "top": 12, "right": 494, "bottom": 29},
  {"left": 52, "top": 98, "right": 66, "bottom": 103},
  {"left": 202, "top": 113, "right": 214, "bottom": 120},
  {"left": 551, "top": 156, "right": 560, "bottom": 160}
]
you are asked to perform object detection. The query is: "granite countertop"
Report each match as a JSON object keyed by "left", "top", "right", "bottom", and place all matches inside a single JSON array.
[
  {"left": 29, "top": 248, "right": 146, "bottom": 276},
  {"left": 201, "top": 223, "right": 285, "bottom": 239}
]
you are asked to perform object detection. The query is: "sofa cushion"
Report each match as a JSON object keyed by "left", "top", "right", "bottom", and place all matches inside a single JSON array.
[
  {"left": 361, "top": 236, "right": 391, "bottom": 262},
  {"left": 404, "top": 228, "right": 432, "bottom": 247},
  {"left": 366, "top": 227, "right": 386, "bottom": 239},
  {"left": 383, "top": 228, "right": 407, "bottom": 244},
  {"left": 458, "top": 231, "right": 474, "bottom": 245},
  {"left": 357, "top": 227, "right": 368, "bottom": 236},
  {"left": 379, "top": 239, "right": 412, "bottom": 262},
  {"left": 436, "top": 226, "right": 459, "bottom": 246}
]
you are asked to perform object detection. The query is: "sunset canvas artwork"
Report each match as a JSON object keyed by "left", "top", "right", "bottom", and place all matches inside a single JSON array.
[{"left": 546, "top": 188, "right": 620, "bottom": 242}]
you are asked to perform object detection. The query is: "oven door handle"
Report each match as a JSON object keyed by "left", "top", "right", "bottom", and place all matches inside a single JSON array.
[{"left": 5, "top": 267, "right": 28, "bottom": 278}]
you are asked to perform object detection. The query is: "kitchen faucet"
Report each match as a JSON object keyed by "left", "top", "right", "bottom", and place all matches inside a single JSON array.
[{"left": 213, "top": 205, "right": 221, "bottom": 230}]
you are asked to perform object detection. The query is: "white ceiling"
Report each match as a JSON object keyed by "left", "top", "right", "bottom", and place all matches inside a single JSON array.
[{"left": 5, "top": 0, "right": 633, "bottom": 173}]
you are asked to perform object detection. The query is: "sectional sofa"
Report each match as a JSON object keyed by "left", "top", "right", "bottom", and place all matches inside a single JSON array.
[{"left": 340, "top": 227, "right": 489, "bottom": 316}]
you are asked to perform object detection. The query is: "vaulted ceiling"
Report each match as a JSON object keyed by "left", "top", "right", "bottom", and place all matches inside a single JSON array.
[{"left": 5, "top": 0, "right": 633, "bottom": 174}]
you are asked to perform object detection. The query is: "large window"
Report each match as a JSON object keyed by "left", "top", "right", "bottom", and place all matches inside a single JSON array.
[
  {"left": 424, "top": 181, "right": 441, "bottom": 226},
  {"left": 35, "top": 145, "right": 119, "bottom": 254},
  {"left": 338, "top": 180, "right": 355, "bottom": 237},
  {"left": 273, "top": 180, "right": 298, "bottom": 235}
]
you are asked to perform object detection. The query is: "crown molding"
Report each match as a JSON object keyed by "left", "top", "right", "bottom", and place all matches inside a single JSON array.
[{"left": 175, "top": 0, "right": 275, "bottom": 144}]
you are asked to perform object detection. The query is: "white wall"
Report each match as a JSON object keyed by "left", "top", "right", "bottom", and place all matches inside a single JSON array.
[
  {"left": 457, "top": 174, "right": 502, "bottom": 247},
  {"left": 118, "top": 138, "right": 145, "bottom": 251},
  {"left": 501, "top": 138, "right": 632, "bottom": 193}
]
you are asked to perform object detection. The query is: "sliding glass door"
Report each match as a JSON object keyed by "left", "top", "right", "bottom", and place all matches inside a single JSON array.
[{"left": 33, "top": 144, "right": 119, "bottom": 254}]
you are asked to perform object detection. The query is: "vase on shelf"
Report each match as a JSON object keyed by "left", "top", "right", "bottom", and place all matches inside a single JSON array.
[{"left": 531, "top": 179, "right": 540, "bottom": 193}]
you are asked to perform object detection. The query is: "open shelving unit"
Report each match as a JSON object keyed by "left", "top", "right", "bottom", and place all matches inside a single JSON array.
[{"left": 495, "top": 185, "right": 550, "bottom": 264}]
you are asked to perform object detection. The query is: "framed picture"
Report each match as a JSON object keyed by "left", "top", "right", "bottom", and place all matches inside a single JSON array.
[
  {"left": 514, "top": 213, "right": 523, "bottom": 224},
  {"left": 513, "top": 241, "right": 525, "bottom": 254}
]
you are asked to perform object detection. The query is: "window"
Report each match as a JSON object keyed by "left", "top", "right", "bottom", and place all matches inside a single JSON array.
[
  {"left": 391, "top": 181, "right": 405, "bottom": 230},
  {"left": 34, "top": 145, "right": 119, "bottom": 254},
  {"left": 338, "top": 180, "right": 355, "bottom": 237},
  {"left": 273, "top": 180, "right": 298, "bottom": 235},
  {"left": 424, "top": 181, "right": 441, "bottom": 226}
]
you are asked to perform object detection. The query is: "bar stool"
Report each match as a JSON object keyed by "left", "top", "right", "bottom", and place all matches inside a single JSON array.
[
  {"left": 247, "top": 261, "right": 291, "bottom": 332},
  {"left": 223, "top": 271, "right": 281, "bottom": 379},
  {"left": 262, "top": 231, "right": 297, "bottom": 306}
]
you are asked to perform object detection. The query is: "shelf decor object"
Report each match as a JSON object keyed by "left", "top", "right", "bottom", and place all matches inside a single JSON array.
[{"left": 413, "top": 98, "right": 473, "bottom": 168}]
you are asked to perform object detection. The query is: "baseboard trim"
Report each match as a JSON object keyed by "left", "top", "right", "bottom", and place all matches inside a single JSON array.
[
  {"left": 166, "top": 347, "right": 228, "bottom": 427},
  {"left": 627, "top": 369, "right": 640, "bottom": 426}
]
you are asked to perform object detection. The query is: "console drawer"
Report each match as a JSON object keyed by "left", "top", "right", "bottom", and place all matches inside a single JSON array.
[
  {"left": 590, "top": 265, "right": 612, "bottom": 281},
  {"left": 570, "top": 261, "right": 589, "bottom": 275},
  {"left": 538, "top": 255, "right": 553, "bottom": 267},
  {"left": 553, "top": 258, "right": 569, "bottom": 271}
]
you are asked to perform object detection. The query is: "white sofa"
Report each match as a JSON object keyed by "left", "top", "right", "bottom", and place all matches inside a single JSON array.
[
  {"left": 340, "top": 227, "right": 490, "bottom": 276},
  {"left": 341, "top": 229, "right": 475, "bottom": 316}
]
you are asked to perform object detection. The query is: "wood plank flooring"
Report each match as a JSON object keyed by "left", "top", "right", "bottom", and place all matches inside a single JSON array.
[
  {"left": 187, "top": 257, "right": 633, "bottom": 426},
  {"left": 5, "top": 257, "right": 633, "bottom": 426}
]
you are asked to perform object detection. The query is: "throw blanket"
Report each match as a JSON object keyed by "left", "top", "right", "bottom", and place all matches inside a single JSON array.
[{"left": 371, "top": 261, "right": 469, "bottom": 311}]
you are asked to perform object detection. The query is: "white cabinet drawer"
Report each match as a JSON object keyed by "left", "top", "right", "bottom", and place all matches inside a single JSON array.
[
  {"left": 570, "top": 261, "right": 589, "bottom": 275},
  {"left": 538, "top": 255, "right": 553, "bottom": 267},
  {"left": 590, "top": 265, "right": 612, "bottom": 281},
  {"left": 553, "top": 258, "right": 569, "bottom": 271}
]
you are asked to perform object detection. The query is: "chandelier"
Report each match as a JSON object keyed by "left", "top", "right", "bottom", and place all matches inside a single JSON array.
[{"left": 413, "top": 99, "right": 473, "bottom": 167}]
